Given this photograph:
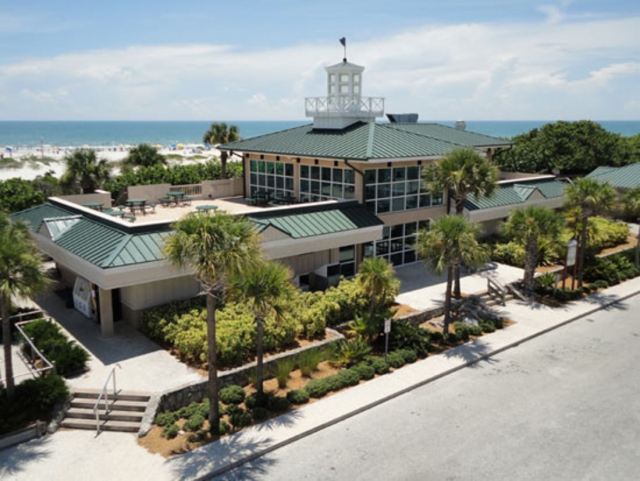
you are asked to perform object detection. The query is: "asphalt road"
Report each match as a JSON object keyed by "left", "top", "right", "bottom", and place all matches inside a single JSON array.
[{"left": 216, "top": 295, "right": 640, "bottom": 481}]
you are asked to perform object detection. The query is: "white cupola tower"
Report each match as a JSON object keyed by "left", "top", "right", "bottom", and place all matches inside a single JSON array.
[{"left": 305, "top": 40, "right": 384, "bottom": 129}]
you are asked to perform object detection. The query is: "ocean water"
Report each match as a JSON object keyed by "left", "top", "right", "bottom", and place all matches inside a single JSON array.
[{"left": 0, "top": 120, "right": 639, "bottom": 148}]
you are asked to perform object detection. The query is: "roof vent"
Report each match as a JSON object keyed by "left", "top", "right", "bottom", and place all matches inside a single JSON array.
[
  {"left": 387, "top": 113, "right": 419, "bottom": 123},
  {"left": 455, "top": 120, "right": 466, "bottom": 130}
]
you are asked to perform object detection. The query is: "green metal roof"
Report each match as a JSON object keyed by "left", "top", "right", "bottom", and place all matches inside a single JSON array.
[
  {"left": 465, "top": 178, "right": 568, "bottom": 211},
  {"left": 587, "top": 164, "right": 640, "bottom": 189},
  {"left": 13, "top": 201, "right": 382, "bottom": 269},
  {"left": 223, "top": 122, "right": 509, "bottom": 161},
  {"left": 249, "top": 201, "right": 383, "bottom": 239}
]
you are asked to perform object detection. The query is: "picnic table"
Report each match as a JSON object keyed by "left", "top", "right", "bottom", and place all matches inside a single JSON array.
[
  {"left": 195, "top": 205, "right": 218, "bottom": 214},
  {"left": 82, "top": 202, "right": 104, "bottom": 211},
  {"left": 167, "top": 191, "right": 185, "bottom": 206},
  {"left": 126, "top": 198, "right": 147, "bottom": 215},
  {"left": 104, "top": 209, "right": 125, "bottom": 218}
]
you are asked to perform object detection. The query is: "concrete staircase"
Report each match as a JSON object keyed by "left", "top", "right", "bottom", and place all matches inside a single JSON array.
[
  {"left": 480, "top": 289, "right": 516, "bottom": 307},
  {"left": 61, "top": 389, "right": 151, "bottom": 433}
]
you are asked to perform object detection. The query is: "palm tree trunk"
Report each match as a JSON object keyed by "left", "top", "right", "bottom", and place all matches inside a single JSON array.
[
  {"left": 221, "top": 151, "right": 228, "bottom": 180},
  {"left": 2, "top": 293, "right": 15, "bottom": 400},
  {"left": 256, "top": 316, "right": 264, "bottom": 397},
  {"left": 443, "top": 266, "right": 453, "bottom": 334},
  {"left": 206, "top": 291, "right": 220, "bottom": 435},
  {"left": 453, "top": 201, "right": 465, "bottom": 299},
  {"left": 524, "top": 237, "right": 538, "bottom": 296},
  {"left": 577, "top": 216, "right": 588, "bottom": 288}
]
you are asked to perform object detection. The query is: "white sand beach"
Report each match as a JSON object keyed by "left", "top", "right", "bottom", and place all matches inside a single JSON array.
[{"left": 0, "top": 144, "right": 224, "bottom": 181}]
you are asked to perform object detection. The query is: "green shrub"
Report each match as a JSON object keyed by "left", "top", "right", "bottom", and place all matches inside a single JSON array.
[
  {"left": 492, "top": 242, "right": 525, "bottom": 267},
  {"left": 368, "top": 357, "right": 390, "bottom": 375},
  {"left": 251, "top": 407, "right": 269, "bottom": 421},
  {"left": 536, "top": 272, "right": 557, "bottom": 289},
  {"left": 178, "top": 402, "right": 201, "bottom": 419},
  {"left": 443, "top": 332, "right": 460, "bottom": 345},
  {"left": 267, "top": 396, "right": 291, "bottom": 412},
  {"left": 155, "top": 411, "right": 178, "bottom": 427},
  {"left": 480, "top": 322, "right": 496, "bottom": 333},
  {"left": 219, "top": 385, "right": 246, "bottom": 405},
  {"left": 468, "top": 325, "right": 484, "bottom": 337},
  {"left": 352, "top": 362, "right": 376, "bottom": 380},
  {"left": 229, "top": 410, "right": 252, "bottom": 428},
  {"left": 274, "top": 358, "right": 296, "bottom": 389},
  {"left": 183, "top": 414, "right": 205, "bottom": 432},
  {"left": 332, "top": 337, "right": 372, "bottom": 367},
  {"left": 335, "top": 368, "right": 361, "bottom": 387},
  {"left": 452, "top": 322, "right": 470, "bottom": 342},
  {"left": 305, "top": 378, "right": 331, "bottom": 398},
  {"left": 187, "top": 429, "right": 208, "bottom": 443},
  {"left": 386, "top": 352, "right": 406, "bottom": 369},
  {"left": 588, "top": 217, "right": 629, "bottom": 251},
  {"left": 219, "top": 420, "right": 230, "bottom": 435},
  {"left": 162, "top": 423, "right": 179, "bottom": 439},
  {"left": 286, "top": 389, "right": 310, "bottom": 405},
  {"left": 296, "top": 348, "right": 326, "bottom": 377},
  {"left": 388, "top": 320, "right": 430, "bottom": 357},
  {"left": 21, "top": 320, "right": 89, "bottom": 377},
  {"left": 245, "top": 392, "right": 268, "bottom": 409},
  {"left": 426, "top": 330, "right": 444, "bottom": 343},
  {"left": 395, "top": 349, "right": 418, "bottom": 364}
]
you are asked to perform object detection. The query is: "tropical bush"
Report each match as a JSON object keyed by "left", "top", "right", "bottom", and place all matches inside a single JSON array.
[
  {"left": 0, "top": 178, "right": 46, "bottom": 213},
  {"left": 0, "top": 374, "right": 69, "bottom": 435},
  {"left": 21, "top": 319, "right": 89, "bottom": 376},
  {"left": 587, "top": 217, "right": 629, "bottom": 252},
  {"left": 331, "top": 337, "right": 372, "bottom": 367},
  {"left": 296, "top": 348, "right": 325, "bottom": 377},
  {"left": 286, "top": 389, "right": 310, "bottom": 405},
  {"left": 219, "top": 385, "right": 246, "bottom": 405}
]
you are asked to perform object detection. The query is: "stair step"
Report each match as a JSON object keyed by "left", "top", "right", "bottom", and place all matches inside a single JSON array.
[
  {"left": 70, "top": 398, "right": 147, "bottom": 412},
  {"left": 61, "top": 418, "right": 141, "bottom": 433},
  {"left": 65, "top": 407, "right": 144, "bottom": 422},
  {"left": 72, "top": 389, "right": 151, "bottom": 403}
]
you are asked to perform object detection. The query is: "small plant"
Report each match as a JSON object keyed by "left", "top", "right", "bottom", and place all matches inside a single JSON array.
[
  {"left": 267, "top": 396, "right": 291, "bottom": 412},
  {"left": 388, "top": 320, "right": 430, "bottom": 357},
  {"left": 162, "top": 424, "right": 180, "bottom": 439},
  {"left": 480, "top": 322, "right": 496, "bottom": 333},
  {"left": 245, "top": 392, "right": 268, "bottom": 409},
  {"left": 274, "top": 357, "right": 296, "bottom": 389},
  {"left": 443, "top": 332, "right": 460, "bottom": 345},
  {"left": 352, "top": 363, "right": 376, "bottom": 380},
  {"left": 305, "top": 378, "right": 331, "bottom": 398},
  {"left": 296, "top": 348, "right": 325, "bottom": 377},
  {"left": 386, "top": 352, "right": 406, "bottom": 369},
  {"left": 178, "top": 402, "right": 201, "bottom": 419},
  {"left": 468, "top": 325, "right": 483, "bottom": 337},
  {"left": 536, "top": 272, "right": 557, "bottom": 289},
  {"left": 230, "top": 410, "right": 252, "bottom": 428},
  {"left": 183, "top": 414, "right": 205, "bottom": 432},
  {"left": 452, "top": 322, "right": 470, "bottom": 342},
  {"left": 368, "top": 357, "right": 390, "bottom": 375},
  {"left": 335, "top": 368, "right": 361, "bottom": 387},
  {"left": 251, "top": 407, "right": 269, "bottom": 421},
  {"left": 155, "top": 411, "right": 178, "bottom": 427},
  {"left": 395, "top": 349, "right": 418, "bottom": 364},
  {"left": 426, "top": 329, "right": 443, "bottom": 343},
  {"left": 332, "top": 337, "right": 372, "bottom": 367},
  {"left": 287, "top": 389, "right": 310, "bottom": 405},
  {"left": 219, "top": 420, "right": 230, "bottom": 436},
  {"left": 187, "top": 429, "right": 208, "bottom": 443},
  {"left": 219, "top": 385, "right": 246, "bottom": 405}
]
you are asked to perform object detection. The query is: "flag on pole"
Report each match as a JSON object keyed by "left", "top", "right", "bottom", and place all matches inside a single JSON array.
[{"left": 339, "top": 37, "right": 346, "bottom": 47}]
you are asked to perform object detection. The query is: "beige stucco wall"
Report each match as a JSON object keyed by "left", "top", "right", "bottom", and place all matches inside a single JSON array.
[
  {"left": 202, "top": 178, "right": 243, "bottom": 199},
  {"left": 378, "top": 205, "right": 447, "bottom": 226},
  {"left": 120, "top": 275, "right": 201, "bottom": 312},
  {"left": 127, "top": 184, "right": 172, "bottom": 203},
  {"left": 278, "top": 249, "right": 336, "bottom": 276}
]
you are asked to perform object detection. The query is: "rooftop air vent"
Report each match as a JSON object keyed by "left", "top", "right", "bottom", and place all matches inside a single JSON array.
[{"left": 387, "top": 113, "right": 419, "bottom": 123}]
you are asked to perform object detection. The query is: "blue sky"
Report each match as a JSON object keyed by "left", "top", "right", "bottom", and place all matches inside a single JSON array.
[{"left": 1, "top": 0, "right": 639, "bottom": 120}]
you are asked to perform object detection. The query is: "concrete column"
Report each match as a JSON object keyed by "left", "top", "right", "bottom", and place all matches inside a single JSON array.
[{"left": 98, "top": 288, "right": 114, "bottom": 336}]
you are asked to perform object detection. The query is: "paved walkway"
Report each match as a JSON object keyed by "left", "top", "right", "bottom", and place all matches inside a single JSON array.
[{"left": 2, "top": 276, "right": 640, "bottom": 480}]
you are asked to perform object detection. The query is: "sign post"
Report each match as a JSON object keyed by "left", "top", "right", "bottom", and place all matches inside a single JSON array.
[
  {"left": 566, "top": 239, "right": 578, "bottom": 290},
  {"left": 384, "top": 319, "right": 391, "bottom": 362}
]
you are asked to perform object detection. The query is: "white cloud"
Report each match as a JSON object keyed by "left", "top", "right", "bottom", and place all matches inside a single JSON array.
[{"left": 0, "top": 12, "right": 639, "bottom": 120}]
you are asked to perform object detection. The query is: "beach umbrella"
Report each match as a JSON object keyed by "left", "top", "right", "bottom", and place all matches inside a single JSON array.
[
  {"left": 170, "top": 143, "right": 177, "bottom": 149},
  {"left": 176, "top": 143, "right": 184, "bottom": 150},
  {"left": 5, "top": 146, "right": 13, "bottom": 152},
  {"left": 203, "top": 142, "right": 211, "bottom": 149},
  {"left": 155, "top": 144, "right": 163, "bottom": 149}
]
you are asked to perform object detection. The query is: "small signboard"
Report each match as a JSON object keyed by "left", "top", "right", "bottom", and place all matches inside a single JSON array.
[
  {"left": 384, "top": 319, "right": 392, "bottom": 334},
  {"left": 566, "top": 240, "right": 578, "bottom": 267}
]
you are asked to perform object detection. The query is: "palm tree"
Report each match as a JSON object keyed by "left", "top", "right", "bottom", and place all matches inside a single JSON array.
[
  {"left": 164, "top": 211, "right": 260, "bottom": 434},
  {"left": 1, "top": 214, "right": 49, "bottom": 400},
  {"left": 415, "top": 215, "right": 488, "bottom": 333},
  {"left": 622, "top": 187, "right": 640, "bottom": 267},
  {"left": 60, "top": 149, "right": 111, "bottom": 194},
  {"left": 423, "top": 148, "right": 498, "bottom": 297},
  {"left": 356, "top": 257, "right": 399, "bottom": 318},
  {"left": 565, "top": 178, "right": 616, "bottom": 287},
  {"left": 503, "top": 206, "right": 566, "bottom": 295},
  {"left": 203, "top": 123, "right": 241, "bottom": 180},
  {"left": 230, "top": 260, "right": 295, "bottom": 397},
  {"left": 122, "top": 143, "right": 166, "bottom": 170}
]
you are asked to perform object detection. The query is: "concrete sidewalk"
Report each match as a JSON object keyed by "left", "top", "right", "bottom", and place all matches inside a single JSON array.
[{"left": 2, "top": 276, "right": 640, "bottom": 481}]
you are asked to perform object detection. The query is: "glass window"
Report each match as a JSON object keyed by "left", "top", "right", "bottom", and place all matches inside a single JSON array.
[
  {"left": 390, "top": 224, "right": 403, "bottom": 238},
  {"left": 322, "top": 167, "right": 332, "bottom": 181},
  {"left": 333, "top": 169, "right": 343, "bottom": 183},
  {"left": 340, "top": 85, "right": 349, "bottom": 94},
  {"left": 339, "top": 245, "right": 355, "bottom": 262},
  {"left": 344, "top": 169, "right": 355, "bottom": 184},
  {"left": 419, "top": 194, "right": 431, "bottom": 207},
  {"left": 405, "top": 196, "right": 418, "bottom": 210},
  {"left": 311, "top": 166, "right": 320, "bottom": 180},
  {"left": 404, "top": 251, "right": 416, "bottom": 264},
  {"left": 377, "top": 184, "right": 391, "bottom": 198},
  {"left": 285, "top": 164, "right": 294, "bottom": 177},
  {"left": 407, "top": 166, "right": 420, "bottom": 180},
  {"left": 340, "top": 74, "right": 349, "bottom": 82},
  {"left": 275, "top": 162, "right": 283, "bottom": 175},
  {"left": 405, "top": 222, "right": 417, "bottom": 236},
  {"left": 353, "top": 74, "right": 360, "bottom": 82},
  {"left": 344, "top": 187, "right": 356, "bottom": 199},
  {"left": 365, "top": 185, "right": 376, "bottom": 199},
  {"left": 376, "top": 241, "right": 389, "bottom": 256},
  {"left": 377, "top": 169, "right": 391, "bottom": 183},
  {"left": 392, "top": 198, "right": 405, "bottom": 212},
  {"left": 377, "top": 199, "right": 390, "bottom": 213},
  {"left": 419, "top": 220, "right": 431, "bottom": 231},
  {"left": 392, "top": 183, "right": 406, "bottom": 197},
  {"left": 393, "top": 167, "right": 406, "bottom": 182},
  {"left": 300, "top": 165, "right": 309, "bottom": 178},
  {"left": 406, "top": 181, "right": 420, "bottom": 195},
  {"left": 353, "top": 85, "right": 360, "bottom": 94},
  {"left": 364, "top": 170, "right": 376, "bottom": 184}
]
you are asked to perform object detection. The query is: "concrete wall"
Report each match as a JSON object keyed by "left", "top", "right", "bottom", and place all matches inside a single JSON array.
[
  {"left": 127, "top": 184, "right": 172, "bottom": 203},
  {"left": 57, "top": 192, "right": 112, "bottom": 208},
  {"left": 120, "top": 275, "right": 201, "bottom": 312},
  {"left": 202, "top": 178, "right": 243, "bottom": 199}
]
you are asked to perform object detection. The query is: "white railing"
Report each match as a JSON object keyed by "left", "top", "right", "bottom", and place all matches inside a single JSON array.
[
  {"left": 93, "top": 363, "right": 121, "bottom": 435},
  {"left": 305, "top": 96, "right": 385, "bottom": 116},
  {"left": 170, "top": 184, "right": 202, "bottom": 197}
]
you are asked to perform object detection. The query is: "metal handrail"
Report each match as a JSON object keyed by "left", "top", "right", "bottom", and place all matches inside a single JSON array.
[
  {"left": 93, "top": 363, "right": 121, "bottom": 434},
  {"left": 486, "top": 277, "right": 506, "bottom": 306}
]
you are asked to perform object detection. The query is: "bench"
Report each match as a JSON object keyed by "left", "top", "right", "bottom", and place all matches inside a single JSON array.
[{"left": 158, "top": 197, "right": 171, "bottom": 207}]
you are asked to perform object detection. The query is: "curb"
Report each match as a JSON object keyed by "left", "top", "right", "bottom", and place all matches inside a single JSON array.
[{"left": 195, "top": 287, "right": 640, "bottom": 480}]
